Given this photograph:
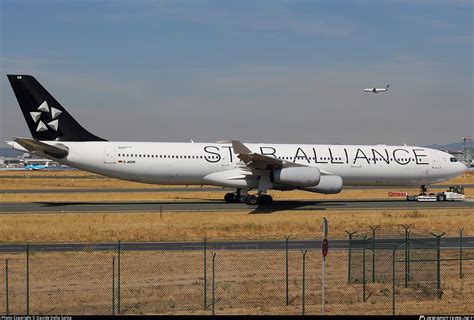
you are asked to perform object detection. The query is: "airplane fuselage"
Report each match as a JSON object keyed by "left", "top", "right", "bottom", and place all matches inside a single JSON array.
[
  {"left": 6, "top": 75, "right": 466, "bottom": 203},
  {"left": 364, "top": 88, "right": 388, "bottom": 93},
  {"left": 55, "top": 141, "right": 465, "bottom": 187}
]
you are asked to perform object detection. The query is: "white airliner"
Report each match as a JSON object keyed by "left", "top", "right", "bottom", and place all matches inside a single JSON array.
[
  {"left": 5, "top": 75, "right": 466, "bottom": 205},
  {"left": 364, "top": 84, "right": 389, "bottom": 93}
]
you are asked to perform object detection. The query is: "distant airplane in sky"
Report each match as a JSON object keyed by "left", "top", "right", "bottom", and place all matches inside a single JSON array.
[{"left": 364, "top": 84, "right": 389, "bottom": 93}]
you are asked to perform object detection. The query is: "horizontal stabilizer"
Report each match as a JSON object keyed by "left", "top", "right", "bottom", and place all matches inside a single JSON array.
[
  {"left": 14, "top": 137, "right": 69, "bottom": 158},
  {"left": 5, "top": 140, "right": 29, "bottom": 152}
]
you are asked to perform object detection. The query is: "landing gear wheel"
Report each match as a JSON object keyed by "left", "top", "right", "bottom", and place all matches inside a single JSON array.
[
  {"left": 259, "top": 195, "right": 273, "bottom": 205},
  {"left": 224, "top": 193, "right": 236, "bottom": 203},
  {"left": 246, "top": 195, "right": 259, "bottom": 205},
  {"left": 238, "top": 195, "right": 248, "bottom": 203}
]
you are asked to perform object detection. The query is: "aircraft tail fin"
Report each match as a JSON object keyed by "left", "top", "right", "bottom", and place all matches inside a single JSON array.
[{"left": 7, "top": 75, "right": 106, "bottom": 141}]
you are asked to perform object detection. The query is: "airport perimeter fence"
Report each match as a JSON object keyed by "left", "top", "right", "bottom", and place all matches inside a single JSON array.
[
  {"left": 347, "top": 226, "right": 474, "bottom": 315},
  {"left": 0, "top": 227, "right": 472, "bottom": 315}
]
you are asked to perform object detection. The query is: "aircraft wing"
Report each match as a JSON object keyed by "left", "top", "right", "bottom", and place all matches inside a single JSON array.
[
  {"left": 231, "top": 140, "right": 306, "bottom": 170},
  {"left": 13, "top": 137, "right": 69, "bottom": 158}
]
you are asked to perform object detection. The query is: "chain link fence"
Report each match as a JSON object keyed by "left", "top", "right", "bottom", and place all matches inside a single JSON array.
[{"left": 0, "top": 227, "right": 472, "bottom": 315}]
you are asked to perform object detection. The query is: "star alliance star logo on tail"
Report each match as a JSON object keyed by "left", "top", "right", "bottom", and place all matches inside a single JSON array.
[{"left": 30, "top": 101, "right": 62, "bottom": 132}]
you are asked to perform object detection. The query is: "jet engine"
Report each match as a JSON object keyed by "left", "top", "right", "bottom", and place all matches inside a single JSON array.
[
  {"left": 300, "top": 175, "right": 343, "bottom": 194},
  {"left": 270, "top": 167, "right": 321, "bottom": 187}
]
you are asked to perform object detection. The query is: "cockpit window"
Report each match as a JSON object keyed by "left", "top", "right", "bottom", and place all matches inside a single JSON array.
[{"left": 450, "top": 157, "right": 457, "bottom": 162}]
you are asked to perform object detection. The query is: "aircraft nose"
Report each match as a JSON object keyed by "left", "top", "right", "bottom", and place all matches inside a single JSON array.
[{"left": 456, "top": 162, "right": 467, "bottom": 175}]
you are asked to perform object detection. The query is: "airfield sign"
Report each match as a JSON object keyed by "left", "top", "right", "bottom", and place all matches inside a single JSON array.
[{"left": 322, "top": 238, "right": 329, "bottom": 258}]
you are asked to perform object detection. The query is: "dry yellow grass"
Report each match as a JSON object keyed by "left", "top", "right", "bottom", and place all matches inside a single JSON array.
[
  {"left": 0, "top": 208, "right": 471, "bottom": 243},
  {"left": 1, "top": 171, "right": 473, "bottom": 202},
  {"left": 0, "top": 249, "right": 471, "bottom": 315},
  {"left": 0, "top": 191, "right": 223, "bottom": 202},
  {"left": 0, "top": 169, "right": 472, "bottom": 243},
  {"left": 0, "top": 170, "right": 200, "bottom": 190},
  {"left": 1, "top": 186, "right": 473, "bottom": 202},
  {"left": 0, "top": 171, "right": 472, "bottom": 315},
  {"left": 0, "top": 169, "right": 472, "bottom": 191},
  {"left": 0, "top": 169, "right": 472, "bottom": 203}
]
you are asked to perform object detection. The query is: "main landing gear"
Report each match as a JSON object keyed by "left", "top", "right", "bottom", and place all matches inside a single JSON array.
[{"left": 224, "top": 192, "right": 273, "bottom": 205}]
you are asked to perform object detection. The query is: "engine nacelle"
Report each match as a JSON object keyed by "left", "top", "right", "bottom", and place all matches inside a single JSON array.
[
  {"left": 203, "top": 169, "right": 259, "bottom": 188},
  {"left": 301, "top": 175, "right": 343, "bottom": 194},
  {"left": 270, "top": 167, "right": 321, "bottom": 188}
]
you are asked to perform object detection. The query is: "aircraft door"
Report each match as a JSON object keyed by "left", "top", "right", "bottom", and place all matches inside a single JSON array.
[
  {"left": 104, "top": 146, "right": 115, "bottom": 164},
  {"left": 221, "top": 146, "right": 231, "bottom": 167},
  {"left": 431, "top": 152, "right": 442, "bottom": 170}
]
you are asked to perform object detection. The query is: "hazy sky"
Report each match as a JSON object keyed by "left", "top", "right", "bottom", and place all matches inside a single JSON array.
[{"left": 0, "top": 0, "right": 472, "bottom": 146}]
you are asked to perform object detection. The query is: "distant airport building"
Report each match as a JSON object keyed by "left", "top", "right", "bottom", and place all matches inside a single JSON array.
[
  {"left": 0, "top": 154, "right": 62, "bottom": 169},
  {"left": 1, "top": 157, "right": 24, "bottom": 167}
]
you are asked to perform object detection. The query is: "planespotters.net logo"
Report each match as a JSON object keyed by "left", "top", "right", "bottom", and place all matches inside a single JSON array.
[{"left": 420, "top": 316, "right": 474, "bottom": 320}]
